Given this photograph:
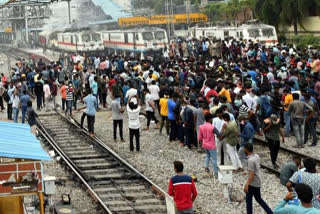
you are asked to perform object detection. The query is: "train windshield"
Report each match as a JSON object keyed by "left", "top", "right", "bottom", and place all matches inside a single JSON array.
[
  {"left": 92, "top": 34, "right": 101, "bottom": 41},
  {"left": 142, "top": 32, "right": 153, "bottom": 41},
  {"left": 82, "top": 34, "right": 90, "bottom": 42},
  {"left": 154, "top": 31, "right": 165, "bottom": 40},
  {"left": 262, "top": 28, "right": 274, "bottom": 37},
  {"left": 248, "top": 29, "right": 260, "bottom": 38}
]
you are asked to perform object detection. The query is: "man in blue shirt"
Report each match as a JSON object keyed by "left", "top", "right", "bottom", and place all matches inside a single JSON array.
[
  {"left": 238, "top": 115, "right": 255, "bottom": 168},
  {"left": 168, "top": 93, "right": 179, "bottom": 142},
  {"left": 84, "top": 89, "right": 97, "bottom": 137},
  {"left": 20, "top": 90, "right": 30, "bottom": 124},
  {"left": 274, "top": 183, "right": 320, "bottom": 214},
  {"left": 91, "top": 76, "right": 98, "bottom": 108}
]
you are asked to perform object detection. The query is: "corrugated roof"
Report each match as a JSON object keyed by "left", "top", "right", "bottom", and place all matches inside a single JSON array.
[
  {"left": 92, "top": 0, "right": 131, "bottom": 21},
  {"left": 0, "top": 121, "right": 50, "bottom": 161}
]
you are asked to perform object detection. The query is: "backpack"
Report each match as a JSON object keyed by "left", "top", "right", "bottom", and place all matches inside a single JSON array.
[
  {"left": 3, "top": 90, "right": 10, "bottom": 102},
  {"left": 261, "top": 96, "right": 272, "bottom": 119}
]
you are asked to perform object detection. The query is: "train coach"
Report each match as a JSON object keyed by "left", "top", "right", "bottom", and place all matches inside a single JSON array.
[
  {"left": 39, "top": 30, "right": 104, "bottom": 53},
  {"left": 102, "top": 27, "right": 168, "bottom": 55},
  {"left": 188, "top": 23, "right": 278, "bottom": 46}
]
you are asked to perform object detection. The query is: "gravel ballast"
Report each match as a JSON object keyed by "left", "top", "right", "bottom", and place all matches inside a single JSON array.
[{"left": 73, "top": 110, "right": 289, "bottom": 214}]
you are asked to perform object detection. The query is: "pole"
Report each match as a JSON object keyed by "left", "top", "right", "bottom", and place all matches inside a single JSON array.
[
  {"left": 67, "top": 0, "right": 71, "bottom": 24},
  {"left": 24, "top": 5, "right": 28, "bottom": 43}
]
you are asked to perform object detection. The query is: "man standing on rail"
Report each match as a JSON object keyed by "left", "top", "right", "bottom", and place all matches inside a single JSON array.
[
  {"left": 84, "top": 88, "right": 97, "bottom": 137},
  {"left": 288, "top": 93, "right": 313, "bottom": 148},
  {"left": 243, "top": 144, "right": 273, "bottom": 214},
  {"left": 26, "top": 100, "right": 38, "bottom": 135},
  {"left": 168, "top": 161, "right": 198, "bottom": 214}
]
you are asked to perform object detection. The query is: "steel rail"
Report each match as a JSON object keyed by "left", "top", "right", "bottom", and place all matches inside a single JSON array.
[
  {"left": 36, "top": 117, "right": 113, "bottom": 214},
  {"left": 63, "top": 111, "right": 170, "bottom": 200}
]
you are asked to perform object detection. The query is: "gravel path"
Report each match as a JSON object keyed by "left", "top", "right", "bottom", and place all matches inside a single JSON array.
[{"left": 73, "top": 110, "right": 287, "bottom": 214}]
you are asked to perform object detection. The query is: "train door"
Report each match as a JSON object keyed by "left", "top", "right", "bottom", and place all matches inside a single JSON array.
[
  {"left": 133, "top": 33, "right": 137, "bottom": 50},
  {"left": 124, "top": 33, "right": 128, "bottom": 44}
]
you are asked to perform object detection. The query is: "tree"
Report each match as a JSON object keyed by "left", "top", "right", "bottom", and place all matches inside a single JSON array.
[{"left": 255, "top": 0, "right": 320, "bottom": 35}]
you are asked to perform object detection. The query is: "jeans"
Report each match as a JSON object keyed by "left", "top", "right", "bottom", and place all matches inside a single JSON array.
[
  {"left": 146, "top": 111, "right": 158, "bottom": 127},
  {"left": 160, "top": 116, "right": 169, "bottom": 135},
  {"left": 36, "top": 94, "right": 42, "bottom": 109},
  {"left": 267, "top": 138, "right": 280, "bottom": 165},
  {"left": 65, "top": 100, "right": 73, "bottom": 115},
  {"left": 177, "top": 123, "right": 184, "bottom": 143},
  {"left": 73, "top": 92, "right": 80, "bottom": 109},
  {"left": 113, "top": 120, "right": 123, "bottom": 140},
  {"left": 62, "top": 98, "right": 66, "bottom": 111},
  {"left": 87, "top": 115, "right": 95, "bottom": 133},
  {"left": 184, "top": 125, "right": 195, "bottom": 148},
  {"left": 246, "top": 186, "right": 273, "bottom": 214},
  {"left": 101, "top": 92, "right": 107, "bottom": 107},
  {"left": 13, "top": 107, "right": 19, "bottom": 123},
  {"left": 80, "top": 112, "right": 87, "bottom": 128},
  {"left": 204, "top": 149, "right": 218, "bottom": 174},
  {"left": 177, "top": 209, "right": 194, "bottom": 214},
  {"left": 284, "top": 111, "right": 291, "bottom": 136},
  {"left": 169, "top": 120, "right": 178, "bottom": 141},
  {"left": 129, "top": 128, "right": 140, "bottom": 151},
  {"left": 21, "top": 106, "right": 27, "bottom": 124},
  {"left": 7, "top": 103, "right": 12, "bottom": 120},
  {"left": 291, "top": 118, "right": 305, "bottom": 146},
  {"left": 304, "top": 119, "right": 317, "bottom": 145}
]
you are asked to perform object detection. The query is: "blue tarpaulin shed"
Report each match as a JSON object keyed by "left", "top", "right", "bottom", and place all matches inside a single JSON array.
[
  {"left": 0, "top": 121, "right": 50, "bottom": 161},
  {"left": 92, "top": 0, "right": 131, "bottom": 21}
]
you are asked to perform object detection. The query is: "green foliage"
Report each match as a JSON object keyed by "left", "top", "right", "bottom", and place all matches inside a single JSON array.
[
  {"left": 255, "top": 0, "right": 320, "bottom": 34},
  {"left": 288, "top": 35, "right": 320, "bottom": 49},
  {"left": 202, "top": 0, "right": 255, "bottom": 22}
]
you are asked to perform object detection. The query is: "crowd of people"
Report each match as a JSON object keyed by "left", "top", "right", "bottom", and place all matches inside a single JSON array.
[{"left": 1, "top": 36, "right": 320, "bottom": 214}]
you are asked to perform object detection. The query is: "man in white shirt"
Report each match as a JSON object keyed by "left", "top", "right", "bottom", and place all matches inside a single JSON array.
[
  {"left": 144, "top": 88, "right": 159, "bottom": 130},
  {"left": 212, "top": 108, "right": 227, "bottom": 165},
  {"left": 43, "top": 80, "right": 51, "bottom": 112},
  {"left": 125, "top": 82, "right": 138, "bottom": 101},
  {"left": 148, "top": 80, "right": 160, "bottom": 113}
]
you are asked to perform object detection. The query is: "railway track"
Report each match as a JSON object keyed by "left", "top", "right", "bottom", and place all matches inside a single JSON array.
[
  {"left": 253, "top": 137, "right": 320, "bottom": 175},
  {"left": 37, "top": 112, "right": 169, "bottom": 214}
]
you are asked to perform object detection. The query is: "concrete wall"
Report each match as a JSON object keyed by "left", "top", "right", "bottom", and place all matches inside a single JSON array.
[{"left": 282, "top": 16, "right": 320, "bottom": 36}]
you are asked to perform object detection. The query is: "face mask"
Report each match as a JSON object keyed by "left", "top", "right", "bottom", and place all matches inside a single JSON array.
[
  {"left": 234, "top": 99, "right": 242, "bottom": 107},
  {"left": 240, "top": 121, "right": 245, "bottom": 125}
]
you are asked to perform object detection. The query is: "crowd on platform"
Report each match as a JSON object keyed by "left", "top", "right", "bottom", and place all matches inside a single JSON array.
[{"left": 1, "top": 37, "right": 320, "bottom": 214}]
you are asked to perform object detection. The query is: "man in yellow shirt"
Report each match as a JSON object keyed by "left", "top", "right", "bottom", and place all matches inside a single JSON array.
[
  {"left": 219, "top": 82, "right": 232, "bottom": 103},
  {"left": 159, "top": 93, "right": 169, "bottom": 135},
  {"left": 283, "top": 89, "right": 293, "bottom": 137}
]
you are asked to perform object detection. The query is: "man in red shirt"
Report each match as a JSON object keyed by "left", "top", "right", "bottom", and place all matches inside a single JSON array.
[{"left": 168, "top": 161, "right": 197, "bottom": 214}]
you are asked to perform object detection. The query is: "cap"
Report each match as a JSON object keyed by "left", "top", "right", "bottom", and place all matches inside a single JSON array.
[{"left": 270, "top": 114, "right": 279, "bottom": 124}]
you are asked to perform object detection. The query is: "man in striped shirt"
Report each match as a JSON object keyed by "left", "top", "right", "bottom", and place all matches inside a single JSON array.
[{"left": 168, "top": 161, "right": 197, "bottom": 214}]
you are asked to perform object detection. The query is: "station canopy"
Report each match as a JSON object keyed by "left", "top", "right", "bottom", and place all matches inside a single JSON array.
[{"left": 0, "top": 121, "right": 50, "bottom": 161}]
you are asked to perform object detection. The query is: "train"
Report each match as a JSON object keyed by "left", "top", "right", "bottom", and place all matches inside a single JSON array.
[
  {"left": 175, "top": 23, "right": 278, "bottom": 46},
  {"left": 38, "top": 27, "right": 169, "bottom": 55},
  {"left": 39, "top": 30, "right": 105, "bottom": 52}
]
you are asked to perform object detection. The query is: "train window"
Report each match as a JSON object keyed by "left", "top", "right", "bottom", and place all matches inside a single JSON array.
[
  {"left": 262, "top": 29, "right": 274, "bottom": 37},
  {"left": 224, "top": 31, "right": 229, "bottom": 37},
  {"left": 71, "top": 36, "right": 73, "bottom": 44},
  {"left": 135, "top": 34, "right": 139, "bottom": 41},
  {"left": 142, "top": 32, "right": 153, "bottom": 41},
  {"left": 92, "top": 34, "right": 101, "bottom": 41},
  {"left": 240, "top": 31, "right": 243, "bottom": 38},
  {"left": 155, "top": 31, "right": 165, "bottom": 40},
  {"left": 62, "top": 35, "right": 64, "bottom": 42},
  {"left": 82, "top": 34, "right": 90, "bottom": 42},
  {"left": 248, "top": 29, "right": 260, "bottom": 38}
]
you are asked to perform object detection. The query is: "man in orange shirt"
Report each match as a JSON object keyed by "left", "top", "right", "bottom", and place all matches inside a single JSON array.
[
  {"left": 283, "top": 88, "right": 293, "bottom": 137},
  {"left": 60, "top": 82, "right": 67, "bottom": 111}
]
